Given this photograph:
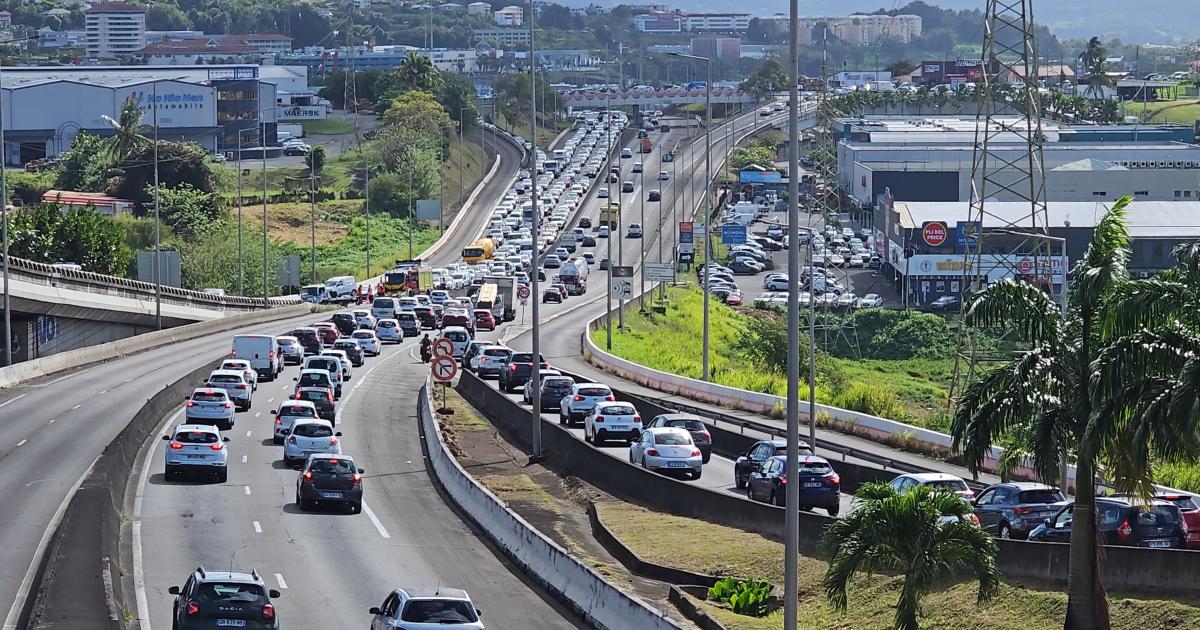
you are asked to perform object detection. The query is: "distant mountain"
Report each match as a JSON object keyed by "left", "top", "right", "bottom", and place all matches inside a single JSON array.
[{"left": 563, "top": 1, "right": 1199, "bottom": 43}]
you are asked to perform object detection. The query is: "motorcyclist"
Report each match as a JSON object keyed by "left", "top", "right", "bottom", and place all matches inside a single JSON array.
[{"left": 419, "top": 334, "right": 432, "bottom": 363}]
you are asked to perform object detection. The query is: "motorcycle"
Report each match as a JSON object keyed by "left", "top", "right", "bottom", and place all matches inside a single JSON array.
[{"left": 420, "top": 343, "right": 432, "bottom": 363}]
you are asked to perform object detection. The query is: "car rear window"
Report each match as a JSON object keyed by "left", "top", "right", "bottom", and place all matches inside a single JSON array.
[
  {"left": 309, "top": 459, "right": 356, "bottom": 474},
  {"left": 664, "top": 419, "right": 705, "bottom": 430},
  {"left": 309, "top": 359, "right": 337, "bottom": 370},
  {"left": 292, "top": 423, "right": 333, "bottom": 438},
  {"left": 600, "top": 405, "right": 633, "bottom": 415},
  {"left": 926, "top": 479, "right": 970, "bottom": 492},
  {"left": 192, "top": 391, "right": 227, "bottom": 402},
  {"left": 208, "top": 375, "right": 241, "bottom": 383},
  {"left": 446, "top": 332, "right": 468, "bottom": 342},
  {"left": 579, "top": 387, "right": 611, "bottom": 397},
  {"left": 334, "top": 342, "right": 357, "bottom": 349},
  {"left": 194, "top": 582, "right": 264, "bottom": 602},
  {"left": 484, "top": 349, "right": 511, "bottom": 357},
  {"left": 1019, "top": 489, "right": 1065, "bottom": 504},
  {"left": 1137, "top": 506, "right": 1181, "bottom": 525},
  {"left": 378, "top": 320, "right": 397, "bottom": 328},
  {"left": 655, "top": 432, "right": 692, "bottom": 446},
  {"left": 299, "top": 390, "right": 329, "bottom": 402},
  {"left": 280, "top": 405, "right": 316, "bottom": 418},
  {"left": 400, "top": 600, "right": 479, "bottom": 623},
  {"left": 175, "top": 431, "right": 218, "bottom": 444},
  {"left": 799, "top": 461, "right": 832, "bottom": 475},
  {"left": 299, "top": 373, "right": 330, "bottom": 386},
  {"left": 545, "top": 378, "right": 573, "bottom": 389},
  {"left": 352, "top": 331, "right": 374, "bottom": 339},
  {"left": 1162, "top": 496, "right": 1200, "bottom": 511}
]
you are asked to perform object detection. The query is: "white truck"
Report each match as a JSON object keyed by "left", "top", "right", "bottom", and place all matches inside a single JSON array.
[
  {"left": 231, "top": 334, "right": 282, "bottom": 381},
  {"left": 559, "top": 257, "right": 590, "bottom": 296},
  {"left": 482, "top": 275, "right": 517, "bottom": 321}
]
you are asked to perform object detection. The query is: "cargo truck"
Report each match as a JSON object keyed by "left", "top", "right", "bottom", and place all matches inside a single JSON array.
[
  {"left": 559, "top": 257, "right": 590, "bottom": 295},
  {"left": 482, "top": 275, "right": 517, "bottom": 321},
  {"left": 639, "top": 137, "right": 653, "bottom": 153}
]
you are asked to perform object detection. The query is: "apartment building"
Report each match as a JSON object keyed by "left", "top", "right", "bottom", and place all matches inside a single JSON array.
[
  {"left": 766, "top": 14, "right": 922, "bottom": 45},
  {"left": 85, "top": 2, "right": 146, "bottom": 58}
]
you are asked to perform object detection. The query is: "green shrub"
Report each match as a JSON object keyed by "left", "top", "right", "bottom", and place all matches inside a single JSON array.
[
  {"left": 1154, "top": 461, "right": 1200, "bottom": 494},
  {"left": 707, "top": 577, "right": 772, "bottom": 617},
  {"left": 829, "top": 382, "right": 909, "bottom": 421}
]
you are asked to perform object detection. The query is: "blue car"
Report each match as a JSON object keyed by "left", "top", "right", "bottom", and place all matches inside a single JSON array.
[
  {"left": 747, "top": 455, "right": 841, "bottom": 517},
  {"left": 184, "top": 387, "right": 236, "bottom": 430}
]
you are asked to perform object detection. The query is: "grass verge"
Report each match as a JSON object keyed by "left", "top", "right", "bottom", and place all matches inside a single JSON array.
[{"left": 598, "top": 502, "right": 1200, "bottom": 629}]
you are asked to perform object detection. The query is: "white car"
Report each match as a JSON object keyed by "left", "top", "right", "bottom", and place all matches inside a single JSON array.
[
  {"left": 220, "top": 358, "right": 258, "bottom": 391},
  {"left": 369, "top": 587, "right": 484, "bottom": 630},
  {"left": 282, "top": 419, "right": 342, "bottom": 467},
  {"left": 597, "top": 187, "right": 609, "bottom": 198},
  {"left": 471, "top": 345, "right": 513, "bottom": 376},
  {"left": 321, "top": 349, "right": 353, "bottom": 380},
  {"left": 584, "top": 401, "right": 642, "bottom": 446},
  {"left": 163, "top": 424, "right": 229, "bottom": 482},
  {"left": 629, "top": 427, "right": 703, "bottom": 479},
  {"left": 184, "top": 387, "right": 236, "bottom": 431},
  {"left": 439, "top": 326, "right": 473, "bottom": 359},
  {"left": 626, "top": 223, "right": 643, "bottom": 238},
  {"left": 272, "top": 400, "right": 321, "bottom": 444},
  {"left": 375, "top": 318, "right": 403, "bottom": 343},
  {"left": 353, "top": 309, "right": 377, "bottom": 329},
  {"left": 559, "top": 383, "right": 615, "bottom": 425},
  {"left": 858, "top": 294, "right": 884, "bottom": 308},
  {"left": 205, "top": 369, "right": 253, "bottom": 411},
  {"left": 351, "top": 330, "right": 382, "bottom": 356}
]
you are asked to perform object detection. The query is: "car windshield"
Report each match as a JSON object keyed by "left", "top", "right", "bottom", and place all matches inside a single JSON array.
[
  {"left": 655, "top": 433, "right": 692, "bottom": 446},
  {"left": 798, "top": 461, "right": 832, "bottom": 474},
  {"left": 192, "top": 392, "right": 226, "bottom": 402},
  {"left": 926, "top": 479, "right": 969, "bottom": 492},
  {"left": 175, "top": 431, "right": 218, "bottom": 444},
  {"left": 1019, "top": 489, "right": 1065, "bottom": 504},
  {"left": 334, "top": 342, "right": 357, "bottom": 350},
  {"left": 664, "top": 419, "right": 705, "bottom": 430},
  {"left": 280, "top": 405, "right": 316, "bottom": 418},
  {"left": 400, "top": 599, "right": 479, "bottom": 623},
  {"left": 579, "top": 387, "right": 610, "bottom": 397},
  {"left": 309, "top": 459, "right": 356, "bottom": 474},
  {"left": 194, "top": 582, "right": 264, "bottom": 602},
  {"left": 292, "top": 423, "right": 333, "bottom": 438}
]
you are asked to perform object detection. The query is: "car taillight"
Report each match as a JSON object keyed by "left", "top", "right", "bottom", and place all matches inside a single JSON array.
[
  {"left": 210, "top": 442, "right": 224, "bottom": 451},
  {"left": 1118, "top": 519, "right": 1133, "bottom": 539},
  {"left": 329, "top": 437, "right": 339, "bottom": 445},
  {"left": 605, "top": 395, "right": 615, "bottom": 401},
  {"left": 262, "top": 603, "right": 275, "bottom": 621},
  {"left": 235, "top": 384, "right": 247, "bottom": 390},
  {"left": 968, "top": 514, "right": 981, "bottom": 526},
  {"left": 186, "top": 401, "right": 195, "bottom": 408},
  {"left": 287, "top": 436, "right": 297, "bottom": 445},
  {"left": 633, "top": 415, "right": 641, "bottom": 423},
  {"left": 595, "top": 415, "right": 604, "bottom": 423},
  {"left": 573, "top": 395, "right": 583, "bottom": 401},
  {"left": 691, "top": 449, "right": 701, "bottom": 457},
  {"left": 646, "top": 449, "right": 659, "bottom": 457},
  {"left": 186, "top": 602, "right": 199, "bottom": 616},
  {"left": 511, "top": 365, "right": 519, "bottom": 371},
  {"left": 275, "top": 418, "right": 282, "bottom": 425},
  {"left": 1013, "top": 506, "right": 1034, "bottom": 515},
  {"left": 780, "top": 475, "right": 788, "bottom": 485},
  {"left": 827, "top": 473, "right": 840, "bottom": 485},
  {"left": 352, "top": 473, "right": 362, "bottom": 483},
  {"left": 303, "top": 471, "right": 313, "bottom": 480},
  {"left": 169, "top": 442, "right": 183, "bottom": 450}
]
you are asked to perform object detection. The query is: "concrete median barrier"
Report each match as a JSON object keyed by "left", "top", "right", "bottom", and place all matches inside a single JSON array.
[{"left": 418, "top": 382, "right": 686, "bottom": 630}]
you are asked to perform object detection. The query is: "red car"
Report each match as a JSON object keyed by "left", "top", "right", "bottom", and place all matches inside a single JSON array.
[
  {"left": 1157, "top": 493, "right": 1200, "bottom": 549},
  {"left": 312, "top": 322, "right": 339, "bottom": 345},
  {"left": 441, "top": 312, "right": 474, "bottom": 334},
  {"left": 724, "top": 291, "right": 744, "bottom": 306},
  {"left": 474, "top": 309, "right": 496, "bottom": 331}
]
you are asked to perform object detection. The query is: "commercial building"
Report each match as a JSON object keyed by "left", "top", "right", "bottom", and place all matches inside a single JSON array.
[
  {"left": 467, "top": 1, "right": 490, "bottom": 15},
  {"left": 690, "top": 37, "right": 740, "bottom": 61},
  {"left": 913, "top": 58, "right": 997, "bottom": 87},
  {"left": 494, "top": 5, "right": 523, "bottom": 26},
  {"left": 830, "top": 70, "right": 892, "bottom": 90},
  {"left": 280, "top": 46, "right": 487, "bottom": 74},
  {"left": 873, "top": 195, "right": 1200, "bottom": 307},
  {"left": 634, "top": 11, "right": 751, "bottom": 33},
  {"left": 473, "top": 27, "right": 530, "bottom": 46},
  {"left": 762, "top": 14, "right": 922, "bottom": 45},
  {"left": 0, "top": 64, "right": 310, "bottom": 164},
  {"left": 85, "top": 2, "right": 145, "bottom": 59},
  {"left": 136, "top": 34, "right": 294, "bottom": 65}
]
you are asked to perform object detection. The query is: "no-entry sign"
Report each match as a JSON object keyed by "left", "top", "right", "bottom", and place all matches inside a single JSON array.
[{"left": 922, "top": 221, "right": 949, "bottom": 247}]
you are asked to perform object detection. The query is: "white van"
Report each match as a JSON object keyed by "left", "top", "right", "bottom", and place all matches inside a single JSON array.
[
  {"left": 438, "top": 326, "right": 473, "bottom": 359},
  {"left": 371, "top": 297, "right": 399, "bottom": 320},
  {"left": 324, "top": 275, "right": 357, "bottom": 300},
  {"left": 231, "top": 334, "right": 282, "bottom": 381}
]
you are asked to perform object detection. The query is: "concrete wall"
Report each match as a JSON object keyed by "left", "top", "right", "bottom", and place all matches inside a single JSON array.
[
  {"left": 9, "top": 314, "right": 152, "bottom": 363},
  {"left": 996, "top": 539, "right": 1200, "bottom": 597}
]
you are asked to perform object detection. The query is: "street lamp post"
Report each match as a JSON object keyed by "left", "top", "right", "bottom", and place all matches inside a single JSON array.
[
  {"left": 260, "top": 121, "right": 269, "bottom": 307},
  {"left": 670, "top": 52, "right": 713, "bottom": 381},
  {"left": 459, "top": 105, "right": 469, "bottom": 224},
  {"left": 784, "top": 0, "right": 801, "bottom": 627},
  {"left": 605, "top": 74, "right": 614, "bottom": 351},
  {"left": 527, "top": 0, "right": 543, "bottom": 462},
  {"left": 153, "top": 83, "right": 162, "bottom": 328},
  {"left": 2, "top": 64, "right": 10, "bottom": 366},
  {"left": 638, "top": 148, "right": 646, "bottom": 311}
]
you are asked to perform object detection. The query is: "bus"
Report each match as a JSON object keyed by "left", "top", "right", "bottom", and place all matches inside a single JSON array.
[
  {"left": 462, "top": 238, "right": 495, "bottom": 264},
  {"left": 475, "top": 283, "right": 503, "bottom": 320}
]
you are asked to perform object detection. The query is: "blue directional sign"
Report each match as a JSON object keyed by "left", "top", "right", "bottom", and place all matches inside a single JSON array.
[
  {"left": 956, "top": 220, "right": 981, "bottom": 248},
  {"left": 721, "top": 224, "right": 747, "bottom": 245}
]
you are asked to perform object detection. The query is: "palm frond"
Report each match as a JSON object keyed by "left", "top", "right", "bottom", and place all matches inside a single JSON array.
[
  {"left": 1103, "top": 278, "right": 1192, "bottom": 338},
  {"left": 952, "top": 350, "right": 1059, "bottom": 474},
  {"left": 1071, "top": 196, "right": 1132, "bottom": 315},
  {"left": 964, "top": 280, "right": 1062, "bottom": 347}
]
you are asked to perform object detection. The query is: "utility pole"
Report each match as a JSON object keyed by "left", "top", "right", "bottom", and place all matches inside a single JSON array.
[
  {"left": 310, "top": 147, "right": 317, "bottom": 284},
  {"left": 784, "top": 0, "right": 801, "bottom": 627},
  {"left": 152, "top": 82, "right": 162, "bottom": 328},
  {"left": 236, "top": 131, "right": 245, "bottom": 295},
  {"left": 605, "top": 73, "right": 614, "bottom": 350},
  {"left": 1, "top": 63, "right": 9, "bottom": 367},
  {"left": 528, "top": 0, "right": 543, "bottom": 462},
  {"left": 638, "top": 150, "right": 646, "bottom": 311},
  {"left": 260, "top": 118, "right": 268, "bottom": 307}
]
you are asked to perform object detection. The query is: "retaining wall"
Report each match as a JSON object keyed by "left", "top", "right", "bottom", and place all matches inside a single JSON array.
[{"left": 417, "top": 382, "right": 685, "bottom": 630}]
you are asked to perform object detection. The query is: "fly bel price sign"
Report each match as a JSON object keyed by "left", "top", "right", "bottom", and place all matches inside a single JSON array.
[{"left": 921, "top": 221, "right": 949, "bottom": 248}]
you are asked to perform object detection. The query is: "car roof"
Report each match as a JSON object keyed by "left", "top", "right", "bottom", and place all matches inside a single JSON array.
[
  {"left": 904, "top": 472, "right": 966, "bottom": 482},
  {"left": 395, "top": 587, "right": 471, "bottom": 601},
  {"left": 193, "top": 569, "right": 265, "bottom": 585},
  {"left": 298, "top": 367, "right": 332, "bottom": 374},
  {"left": 994, "top": 482, "right": 1058, "bottom": 491},
  {"left": 222, "top": 358, "right": 251, "bottom": 364},
  {"left": 648, "top": 426, "right": 690, "bottom": 435},
  {"left": 191, "top": 387, "right": 228, "bottom": 396},
  {"left": 280, "top": 400, "right": 317, "bottom": 408},
  {"left": 208, "top": 369, "right": 245, "bottom": 378},
  {"left": 307, "top": 452, "right": 354, "bottom": 462},
  {"left": 292, "top": 417, "right": 333, "bottom": 427},
  {"left": 176, "top": 423, "right": 221, "bottom": 433}
]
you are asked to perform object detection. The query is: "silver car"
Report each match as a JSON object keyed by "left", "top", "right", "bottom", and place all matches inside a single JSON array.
[
  {"left": 184, "top": 387, "right": 236, "bottom": 430},
  {"left": 282, "top": 418, "right": 342, "bottom": 467},
  {"left": 375, "top": 318, "right": 403, "bottom": 343},
  {"left": 369, "top": 587, "right": 484, "bottom": 630},
  {"left": 273, "top": 400, "right": 320, "bottom": 444},
  {"left": 629, "top": 427, "right": 703, "bottom": 479},
  {"left": 205, "top": 369, "right": 253, "bottom": 411},
  {"left": 559, "top": 383, "right": 614, "bottom": 425},
  {"left": 220, "top": 358, "right": 259, "bottom": 391},
  {"left": 276, "top": 335, "right": 306, "bottom": 364},
  {"left": 163, "top": 424, "right": 229, "bottom": 482}
]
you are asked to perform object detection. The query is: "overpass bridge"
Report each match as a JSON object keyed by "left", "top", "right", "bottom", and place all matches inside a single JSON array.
[{"left": 564, "top": 86, "right": 757, "bottom": 109}]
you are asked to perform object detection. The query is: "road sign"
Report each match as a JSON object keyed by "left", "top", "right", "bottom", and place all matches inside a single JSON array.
[
  {"left": 721, "top": 224, "right": 747, "bottom": 245},
  {"left": 431, "top": 356, "right": 458, "bottom": 382},
  {"left": 433, "top": 338, "right": 454, "bottom": 358},
  {"left": 517, "top": 285, "right": 531, "bottom": 300},
  {"left": 679, "top": 221, "right": 693, "bottom": 243},
  {"left": 612, "top": 265, "right": 634, "bottom": 278},
  {"left": 693, "top": 223, "right": 707, "bottom": 239},
  {"left": 921, "top": 221, "right": 949, "bottom": 247},
  {"left": 611, "top": 278, "right": 634, "bottom": 300},
  {"left": 644, "top": 262, "right": 675, "bottom": 282}
]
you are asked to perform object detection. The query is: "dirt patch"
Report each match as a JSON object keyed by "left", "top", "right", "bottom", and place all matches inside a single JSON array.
[{"left": 244, "top": 200, "right": 362, "bottom": 245}]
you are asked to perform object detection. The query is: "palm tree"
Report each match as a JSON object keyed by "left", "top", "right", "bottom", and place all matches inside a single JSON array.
[
  {"left": 950, "top": 196, "right": 1181, "bottom": 630},
  {"left": 822, "top": 483, "right": 999, "bottom": 630},
  {"left": 1080, "top": 36, "right": 1115, "bottom": 100},
  {"left": 103, "top": 99, "right": 149, "bottom": 163},
  {"left": 396, "top": 53, "right": 443, "bottom": 93}
]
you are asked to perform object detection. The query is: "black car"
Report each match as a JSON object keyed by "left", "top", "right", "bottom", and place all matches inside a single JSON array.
[
  {"left": 294, "top": 387, "right": 336, "bottom": 425},
  {"left": 581, "top": 235, "right": 597, "bottom": 247},
  {"left": 645, "top": 413, "right": 712, "bottom": 462},
  {"left": 538, "top": 376, "right": 576, "bottom": 411},
  {"left": 599, "top": 258, "right": 610, "bottom": 270},
  {"left": 927, "top": 295, "right": 961, "bottom": 312},
  {"left": 734, "top": 438, "right": 812, "bottom": 489},
  {"left": 413, "top": 306, "right": 438, "bottom": 329},
  {"left": 329, "top": 312, "right": 358, "bottom": 336},
  {"left": 296, "top": 453, "right": 364, "bottom": 513},
  {"left": 1029, "top": 498, "right": 1187, "bottom": 549},
  {"left": 972, "top": 482, "right": 1066, "bottom": 539},
  {"left": 169, "top": 568, "right": 281, "bottom": 630},
  {"left": 396, "top": 312, "right": 421, "bottom": 337},
  {"left": 543, "top": 289, "right": 563, "bottom": 303},
  {"left": 331, "top": 340, "right": 365, "bottom": 367},
  {"left": 647, "top": 190, "right": 661, "bottom": 202},
  {"left": 289, "top": 327, "right": 322, "bottom": 355},
  {"left": 499, "top": 352, "right": 548, "bottom": 392},
  {"left": 579, "top": 217, "right": 593, "bottom": 228},
  {"left": 747, "top": 455, "right": 841, "bottom": 516}
]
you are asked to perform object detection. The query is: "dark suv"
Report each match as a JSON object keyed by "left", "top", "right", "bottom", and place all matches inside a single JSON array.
[
  {"left": 329, "top": 312, "right": 358, "bottom": 336},
  {"left": 645, "top": 414, "right": 713, "bottom": 463},
  {"left": 498, "top": 352, "right": 548, "bottom": 392},
  {"left": 1029, "top": 497, "right": 1187, "bottom": 549},
  {"left": 289, "top": 327, "right": 322, "bottom": 355},
  {"left": 538, "top": 376, "right": 576, "bottom": 411},
  {"left": 294, "top": 387, "right": 337, "bottom": 425},
  {"left": 168, "top": 567, "right": 281, "bottom": 630},
  {"left": 734, "top": 438, "right": 812, "bottom": 489},
  {"left": 972, "top": 482, "right": 1066, "bottom": 539}
]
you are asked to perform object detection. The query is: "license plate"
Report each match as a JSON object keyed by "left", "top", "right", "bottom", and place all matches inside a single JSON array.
[
  {"left": 1146, "top": 539, "right": 1172, "bottom": 548},
  {"left": 187, "top": 454, "right": 207, "bottom": 459},
  {"left": 667, "top": 461, "right": 686, "bottom": 468},
  {"left": 803, "top": 482, "right": 822, "bottom": 488},
  {"left": 320, "top": 492, "right": 343, "bottom": 499},
  {"left": 216, "top": 620, "right": 246, "bottom": 627}
]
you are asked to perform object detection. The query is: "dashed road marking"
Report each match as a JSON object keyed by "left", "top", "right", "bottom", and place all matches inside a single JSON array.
[
  {"left": 244, "top": 486, "right": 252, "bottom": 495},
  {"left": 362, "top": 502, "right": 391, "bottom": 539},
  {"left": 274, "top": 573, "right": 288, "bottom": 589},
  {"left": 0, "top": 393, "right": 27, "bottom": 408},
  {"left": 252, "top": 521, "right": 262, "bottom": 534},
  {"left": 16, "top": 439, "right": 27, "bottom": 447}
]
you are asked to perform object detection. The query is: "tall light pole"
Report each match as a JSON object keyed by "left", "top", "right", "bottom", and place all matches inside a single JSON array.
[
  {"left": 527, "top": 0, "right": 543, "bottom": 461},
  {"left": 153, "top": 82, "right": 161, "bottom": 329},
  {"left": 784, "top": 0, "right": 801, "bottom": 627},
  {"left": 1, "top": 61, "right": 8, "bottom": 366},
  {"left": 670, "top": 52, "right": 712, "bottom": 381},
  {"left": 605, "top": 74, "right": 614, "bottom": 351},
  {"left": 236, "top": 131, "right": 245, "bottom": 295},
  {"left": 638, "top": 147, "right": 646, "bottom": 311},
  {"left": 260, "top": 118, "right": 269, "bottom": 307},
  {"left": 309, "top": 145, "right": 318, "bottom": 284},
  {"left": 459, "top": 105, "right": 469, "bottom": 220}
]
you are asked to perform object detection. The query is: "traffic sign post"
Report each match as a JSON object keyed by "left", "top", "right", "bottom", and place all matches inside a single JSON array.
[
  {"left": 611, "top": 265, "right": 634, "bottom": 302},
  {"left": 431, "top": 355, "right": 459, "bottom": 413},
  {"left": 433, "top": 338, "right": 454, "bottom": 358},
  {"left": 644, "top": 261, "right": 675, "bottom": 283},
  {"left": 517, "top": 285, "right": 531, "bottom": 301},
  {"left": 721, "top": 224, "right": 747, "bottom": 245}
]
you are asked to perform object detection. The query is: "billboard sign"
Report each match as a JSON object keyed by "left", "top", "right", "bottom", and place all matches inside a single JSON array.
[
  {"left": 739, "top": 170, "right": 783, "bottom": 184},
  {"left": 921, "top": 221, "right": 949, "bottom": 247},
  {"left": 956, "top": 220, "right": 981, "bottom": 248},
  {"left": 721, "top": 224, "right": 747, "bottom": 245},
  {"left": 416, "top": 199, "right": 441, "bottom": 221}
]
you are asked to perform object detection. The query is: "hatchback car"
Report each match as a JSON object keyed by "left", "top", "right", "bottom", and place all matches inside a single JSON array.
[
  {"left": 396, "top": 312, "right": 421, "bottom": 338},
  {"left": 626, "top": 223, "right": 643, "bottom": 238},
  {"left": 889, "top": 472, "right": 975, "bottom": 502},
  {"left": 296, "top": 454, "right": 364, "bottom": 513},
  {"left": 474, "top": 309, "right": 497, "bottom": 331},
  {"left": 351, "top": 330, "right": 382, "bottom": 356},
  {"left": 559, "top": 383, "right": 615, "bottom": 424},
  {"left": 331, "top": 339, "right": 365, "bottom": 367},
  {"left": 294, "top": 368, "right": 338, "bottom": 400},
  {"left": 289, "top": 327, "right": 322, "bottom": 355},
  {"left": 168, "top": 568, "right": 281, "bottom": 630},
  {"left": 276, "top": 335, "right": 306, "bottom": 365},
  {"left": 972, "top": 482, "right": 1066, "bottom": 539},
  {"left": 629, "top": 427, "right": 703, "bottom": 479},
  {"left": 205, "top": 369, "right": 253, "bottom": 411},
  {"left": 522, "top": 369, "right": 564, "bottom": 404},
  {"left": 184, "top": 388, "right": 236, "bottom": 430},
  {"left": 498, "top": 352, "right": 547, "bottom": 391},
  {"left": 163, "top": 424, "right": 230, "bottom": 482},
  {"left": 1029, "top": 498, "right": 1186, "bottom": 549},
  {"left": 302, "top": 356, "right": 344, "bottom": 397},
  {"left": 375, "top": 318, "right": 404, "bottom": 343},
  {"left": 329, "top": 312, "right": 358, "bottom": 336},
  {"left": 472, "top": 345, "right": 513, "bottom": 377},
  {"left": 645, "top": 414, "right": 712, "bottom": 463},
  {"left": 282, "top": 419, "right": 342, "bottom": 467},
  {"left": 747, "top": 455, "right": 841, "bottom": 516},
  {"left": 584, "top": 401, "right": 641, "bottom": 445},
  {"left": 272, "top": 400, "right": 320, "bottom": 444},
  {"left": 321, "top": 349, "right": 353, "bottom": 380},
  {"left": 294, "top": 386, "right": 337, "bottom": 425},
  {"left": 543, "top": 288, "right": 563, "bottom": 303},
  {"left": 369, "top": 587, "right": 483, "bottom": 630},
  {"left": 734, "top": 438, "right": 812, "bottom": 488}
]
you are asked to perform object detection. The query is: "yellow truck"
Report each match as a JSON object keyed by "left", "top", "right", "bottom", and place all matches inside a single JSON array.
[
  {"left": 461, "top": 238, "right": 494, "bottom": 264},
  {"left": 599, "top": 202, "right": 621, "bottom": 229}
]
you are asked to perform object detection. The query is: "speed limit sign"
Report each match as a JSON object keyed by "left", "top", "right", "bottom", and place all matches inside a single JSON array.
[
  {"left": 433, "top": 338, "right": 455, "bottom": 357},
  {"left": 517, "top": 285, "right": 531, "bottom": 300}
]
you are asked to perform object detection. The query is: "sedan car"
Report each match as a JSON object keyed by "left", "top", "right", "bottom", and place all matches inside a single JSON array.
[
  {"left": 162, "top": 424, "right": 230, "bottom": 482},
  {"left": 629, "top": 427, "right": 703, "bottom": 479},
  {"left": 735, "top": 439, "right": 812, "bottom": 488},
  {"left": 184, "top": 387, "right": 236, "bottom": 430},
  {"left": 276, "top": 335, "right": 306, "bottom": 365},
  {"left": 375, "top": 319, "right": 404, "bottom": 343},
  {"left": 972, "top": 482, "right": 1066, "bottom": 539},
  {"left": 559, "top": 383, "right": 615, "bottom": 425},
  {"left": 645, "top": 414, "right": 711, "bottom": 463},
  {"left": 584, "top": 401, "right": 641, "bottom": 446},
  {"left": 1029, "top": 498, "right": 1186, "bottom": 549},
  {"left": 296, "top": 453, "right": 364, "bottom": 513},
  {"left": 205, "top": 369, "right": 253, "bottom": 411},
  {"left": 168, "top": 569, "right": 281, "bottom": 630},
  {"left": 747, "top": 455, "right": 841, "bottom": 516},
  {"left": 350, "top": 330, "right": 382, "bottom": 356},
  {"left": 368, "top": 587, "right": 483, "bottom": 630},
  {"left": 272, "top": 400, "right": 321, "bottom": 444},
  {"left": 282, "top": 419, "right": 342, "bottom": 467}
]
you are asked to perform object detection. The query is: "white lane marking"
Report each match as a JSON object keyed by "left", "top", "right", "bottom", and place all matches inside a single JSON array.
[
  {"left": 2, "top": 453, "right": 99, "bottom": 630},
  {"left": 44, "top": 373, "right": 77, "bottom": 386},
  {"left": 267, "top": 397, "right": 274, "bottom": 403},
  {"left": 246, "top": 430, "right": 253, "bottom": 437},
  {"left": 362, "top": 502, "right": 392, "bottom": 539},
  {"left": 244, "top": 486, "right": 252, "bottom": 495},
  {"left": 16, "top": 439, "right": 27, "bottom": 447},
  {"left": 131, "top": 408, "right": 185, "bottom": 630},
  {"left": 255, "top": 411, "right": 261, "bottom": 418},
  {"left": 72, "top": 404, "right": 82, "bottom": 410},
  {"left": 241, "top": 455, "right": 248, "bottom": 464},
  {"left": 0, "top": 393, "right": 28, "bottom": 408},
  {"left": 274, "top": 573, "right": 288, "bottom": 589},
  {"left": 98, "top": 389, "right": 109, "bottom": 395},
  {"left": 252, "top": 521, "right": 262, "bottom": 534},
  {"left": 47, "top": 419, "right": 55, "bottom": 425}
]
